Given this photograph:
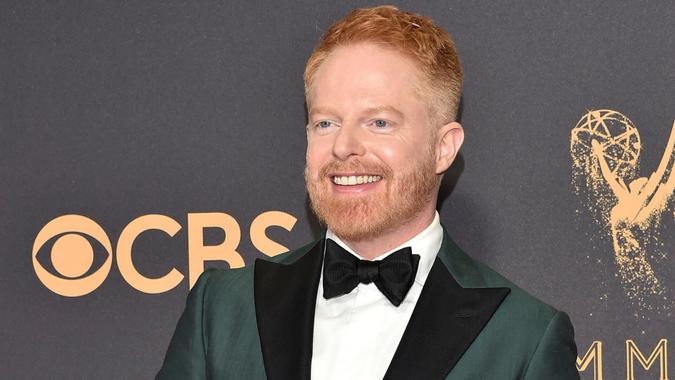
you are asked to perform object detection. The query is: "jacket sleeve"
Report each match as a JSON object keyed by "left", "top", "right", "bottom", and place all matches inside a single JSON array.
[
  {"left": 522, "top": 311, "right": 580, "bottom": 380},
  {"left": 155, "top": 269, "right": 215, "bottom": 380}
]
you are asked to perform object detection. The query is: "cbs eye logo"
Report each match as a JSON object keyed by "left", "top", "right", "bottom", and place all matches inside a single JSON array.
[
  {"left": 33, "top": 211, "right": 297, "bottom": 297},
  {"left": 32, "top": 215, "right": 113, "bottom": 297}
]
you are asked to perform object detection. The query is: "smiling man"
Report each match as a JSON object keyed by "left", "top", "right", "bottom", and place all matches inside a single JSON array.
[{"left": 157, "top": 5, "right": 579, "bottom": 380}]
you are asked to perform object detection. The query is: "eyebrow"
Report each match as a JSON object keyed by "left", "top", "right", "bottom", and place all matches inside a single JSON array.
[
  {"left": 308, "top": 106, "right": 340, "bottom": 120},
  {"left": 309, "top": 105, "right": 406, "bottom": 121}
]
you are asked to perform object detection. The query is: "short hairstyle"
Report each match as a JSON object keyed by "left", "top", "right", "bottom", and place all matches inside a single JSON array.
[{"left": 304, "top": 5, "right": 463, "bottom": 124}]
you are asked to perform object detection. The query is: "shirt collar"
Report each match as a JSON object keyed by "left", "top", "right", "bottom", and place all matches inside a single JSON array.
[{"left": 325, "top": 211, "right": 443, "bottom": 287}]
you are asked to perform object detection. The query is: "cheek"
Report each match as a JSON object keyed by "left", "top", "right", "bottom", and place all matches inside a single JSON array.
[
  {"left": 306, "top": 139, "right": 331, "bottom": 170},
  {"left": 372, "top": 140, "right": 418, "bottom": 168}
]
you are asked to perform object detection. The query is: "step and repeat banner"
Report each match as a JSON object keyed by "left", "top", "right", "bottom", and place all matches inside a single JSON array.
[{"left": 2, "top": 1, "right": 673, "bottom": 379}]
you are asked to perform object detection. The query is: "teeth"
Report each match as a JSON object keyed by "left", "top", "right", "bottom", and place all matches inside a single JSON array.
[{"left": 333, "top": 175, "right": 382, "bottom": 185}]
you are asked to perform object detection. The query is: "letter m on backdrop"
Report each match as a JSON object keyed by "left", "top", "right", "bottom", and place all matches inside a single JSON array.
[
  {"left": 577, "top": 341, "right": 603, "bottom": 380},
  {"left": 626, "top": 339, "right": 668, "bottom": 380}
]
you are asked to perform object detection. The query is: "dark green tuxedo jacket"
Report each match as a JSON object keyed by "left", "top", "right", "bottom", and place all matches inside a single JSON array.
[{"left": 157, "top": 229, "right": 579, "bottom": 379}]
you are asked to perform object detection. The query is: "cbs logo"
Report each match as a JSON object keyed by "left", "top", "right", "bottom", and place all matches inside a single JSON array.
[{"left": 32, "top": 211, "right": 296, "bottom": 297}]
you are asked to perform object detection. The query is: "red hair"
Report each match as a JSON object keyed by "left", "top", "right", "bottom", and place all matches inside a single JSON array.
[{"left": 304, "top": 5, "right": 463, "bottom": 123}]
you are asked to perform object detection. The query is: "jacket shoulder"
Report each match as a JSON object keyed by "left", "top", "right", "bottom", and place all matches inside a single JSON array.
[
  {"left": 476, "top": 258, "right": 558, "bottom": 315},
  {"left": 441, "top": 231, "right": 561, "bottom": 324},
  {"left": 262, "top": 237, "right": 323, "bottom": 264},
  {"left": 197, "top": 237, "right": 322, "bottom": 301},
  {"left": 446, "top": 245, "right": 578, "bottom": 378}
]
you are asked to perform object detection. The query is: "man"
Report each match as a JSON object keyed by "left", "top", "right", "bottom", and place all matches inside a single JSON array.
[{"left": 157, "top": 5, "right": 579, "bottom": 380}]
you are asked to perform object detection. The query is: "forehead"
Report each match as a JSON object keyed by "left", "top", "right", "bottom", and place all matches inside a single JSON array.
[{"left": 309, "top": 42, "right": 425, "bottom": 112}]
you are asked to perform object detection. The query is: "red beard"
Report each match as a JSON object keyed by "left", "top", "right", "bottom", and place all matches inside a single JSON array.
[{"left": 305, "top": 149, "right": 438, "bottom": 242}]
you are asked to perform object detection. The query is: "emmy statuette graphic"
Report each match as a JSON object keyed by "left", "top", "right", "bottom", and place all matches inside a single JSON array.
[{"left": 571, "top": 109, "right": 675, "bottom": 314}]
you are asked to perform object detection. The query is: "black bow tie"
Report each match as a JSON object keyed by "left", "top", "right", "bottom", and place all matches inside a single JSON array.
[{"left": 322, "top": 238, "right": 420, "bottom": 306}]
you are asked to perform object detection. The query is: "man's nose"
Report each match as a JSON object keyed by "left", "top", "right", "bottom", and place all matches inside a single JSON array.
[{"left": 332, "top": 124, "right": 366, "bottom": 160}]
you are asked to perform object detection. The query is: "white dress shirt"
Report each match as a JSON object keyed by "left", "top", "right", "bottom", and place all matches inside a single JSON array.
[{"left": 311, "top": 212, "right": 443, "bottom": 380}]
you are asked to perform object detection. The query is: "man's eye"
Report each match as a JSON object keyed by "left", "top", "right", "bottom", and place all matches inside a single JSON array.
[
  {"left": 373, "top": 119, "right": 388, "bottom": 128},
  {"left": 317, "top": 120, "right": 333, "bottom": 129}
]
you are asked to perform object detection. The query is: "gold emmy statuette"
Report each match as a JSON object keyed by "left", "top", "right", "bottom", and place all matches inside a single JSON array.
[{"left": 571, "top": 109, "right": 675, "bottom": 312}]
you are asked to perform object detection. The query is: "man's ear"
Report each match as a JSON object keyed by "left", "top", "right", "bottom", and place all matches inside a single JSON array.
[{"left": 435, "top": 121, "right": 464, "bottom": 174}]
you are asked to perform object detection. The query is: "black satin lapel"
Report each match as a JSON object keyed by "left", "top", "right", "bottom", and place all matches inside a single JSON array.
[
  {"left": 254, "top": 239, "right": 324, "bottom": 380},
  {"left": 384, "top": 258, "right": 510, "bottom": 380}
]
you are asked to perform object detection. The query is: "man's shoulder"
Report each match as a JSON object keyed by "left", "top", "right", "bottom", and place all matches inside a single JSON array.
[
  {"left": 193, "top": 237, "right": 322, "bottom": 298},
  {"left": 259, "top": 237, "right": 322, "bottom": 265},
  {"left": 474, "top": 257, "right": 559, "bottom": 317},
  {"left": 447, "top": 247, "right": 579, "bottom": 379},
  {"left": 441, "top": 232, "right": 558, "bottom": 319},
  {"left": 458, "top": 249, "right": 569, "bottom": 341}
]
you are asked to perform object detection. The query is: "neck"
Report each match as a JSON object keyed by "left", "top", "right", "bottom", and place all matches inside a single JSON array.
[{"left": 338, "top": 203, "right": 437, "bottom": 260}]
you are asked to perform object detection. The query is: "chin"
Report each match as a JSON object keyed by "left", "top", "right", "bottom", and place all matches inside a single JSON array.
[
  {"left": 326, "top": 205, "right": 394, "bottom": 241},
  {"left": 310, "top": 191, "right": 417, "bottom": 242}
]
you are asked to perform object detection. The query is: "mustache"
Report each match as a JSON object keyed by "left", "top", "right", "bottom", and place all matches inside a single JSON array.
[{"left": 318, "top": 159, "right": 393, "bottom": 178}]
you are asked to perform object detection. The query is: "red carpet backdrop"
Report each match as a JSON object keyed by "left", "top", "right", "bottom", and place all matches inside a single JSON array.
[{"left": 2, "top": 1, "right": 673, "bottom": 379}]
